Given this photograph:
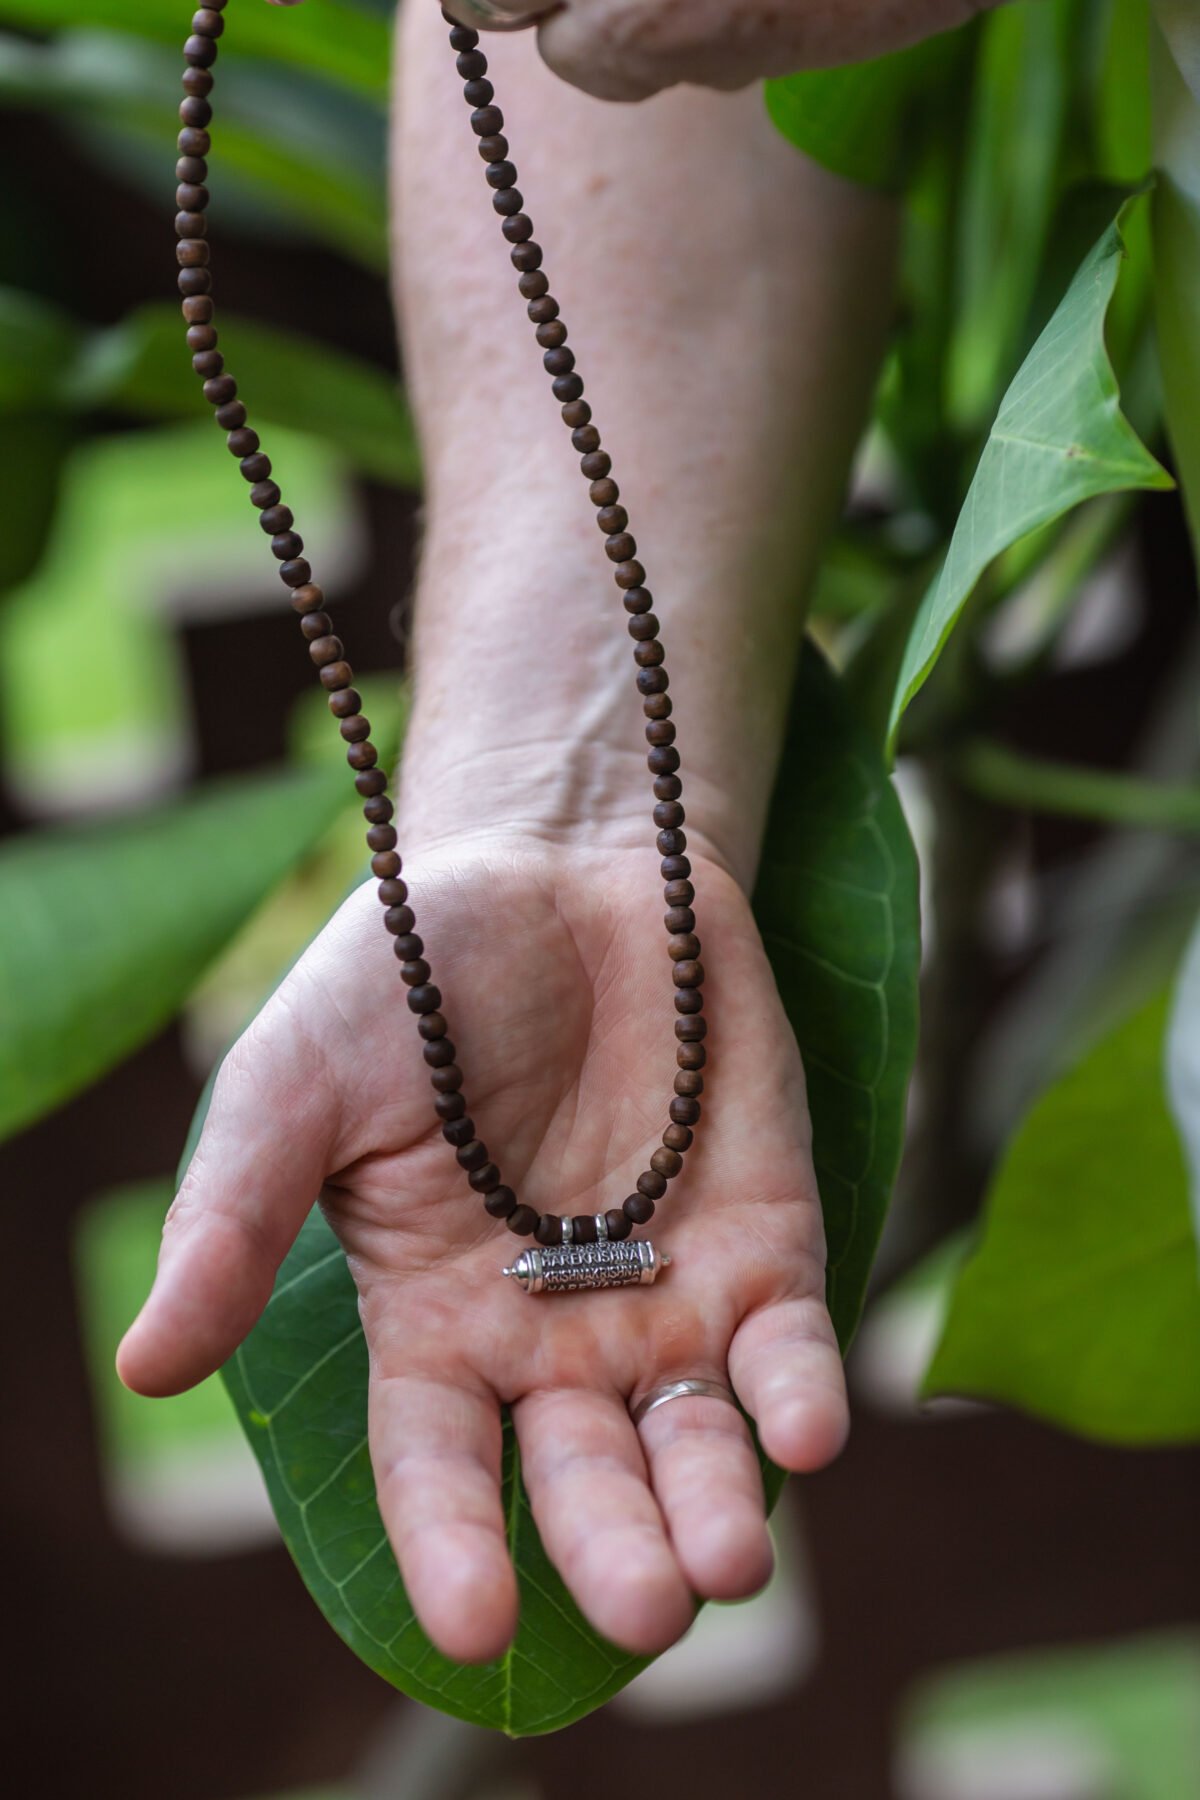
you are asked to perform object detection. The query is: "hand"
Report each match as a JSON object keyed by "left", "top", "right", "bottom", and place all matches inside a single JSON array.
[
  {"left": 118, "top": 834, "right": 847, "bottom": 1663},
  {"left": 274, "top": 2, "right": 1002, "bottom": 100}
]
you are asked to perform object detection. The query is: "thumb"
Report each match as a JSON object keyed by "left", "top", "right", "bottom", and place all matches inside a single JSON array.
[{"left": 117, "top": 994, "right": 338, "bottom": 1398}]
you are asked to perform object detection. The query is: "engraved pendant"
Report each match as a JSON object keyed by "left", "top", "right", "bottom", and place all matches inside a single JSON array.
[{"left": 503, "top": 1238, "right": 669, "bottom": 1295}]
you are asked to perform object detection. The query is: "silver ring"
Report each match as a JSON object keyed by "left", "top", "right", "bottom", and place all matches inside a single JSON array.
[
  {"left": 443, "top": 0, "right": 561, "bottom": 32},
  {"left": 630, "top": 1378, "right": 739, "bottom": 1428}
]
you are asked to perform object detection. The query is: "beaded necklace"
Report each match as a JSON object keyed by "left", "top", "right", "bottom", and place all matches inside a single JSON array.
[{"left": 172, "top": 2, "right": 705, "bottom": 1294}]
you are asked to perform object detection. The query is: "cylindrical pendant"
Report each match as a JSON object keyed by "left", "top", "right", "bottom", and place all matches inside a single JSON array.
[{"left": 503, "top": 1239, "right": 669, "bottom": 1294}]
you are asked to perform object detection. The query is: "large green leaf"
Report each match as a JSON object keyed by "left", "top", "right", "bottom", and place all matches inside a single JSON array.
[
  {"left": 924, "top": 933, "right": 1200, "bottom": 1445},
  {"left": 887, "top": 194, "right": 1172, "bottom": 751},
  {"left": 0, "top": 763, "right": 350, "bottom": 1144},
  {"left": 0, "top": 0, "right": 390, "bottom": 99},
  {"left": 219, "top": 645, "right": 918, "bottom": 1732},
  {"left": 755, "top": 642, "right": 921, "bottom": 1349},
  {"left": 763, "top": 30, "right": 965, "bottom": 191},
  {"left": 69, "top": 304, "right": 417, "bottom": 489},
  {"left": 1151, "top": 2, "right": 1200, "bottom": 554}
]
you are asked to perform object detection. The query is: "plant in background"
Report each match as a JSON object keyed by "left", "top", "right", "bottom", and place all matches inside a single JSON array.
[{"left": 0, "top": 0, "right": 1197, "bottom": 1738}]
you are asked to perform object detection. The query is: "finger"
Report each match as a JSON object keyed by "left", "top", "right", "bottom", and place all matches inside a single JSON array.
[
  {"left": 636, "top": 1389, "right": 773, "bottom": 1601},
  {"left": 728, "top": 1295, "right": 849, "bottom": 1473},
  {"left": 372, "top": 1371, "right": 517, "bottom": 1665},
  {"left": 116, "top": 999, "right": 335, "bottom": 1397},
  {"left": 536, "top": 10, "right": 663, "bottom": 102},
  {"left": 514, "top": 1387, "right": 693, "bottom": 1656}
]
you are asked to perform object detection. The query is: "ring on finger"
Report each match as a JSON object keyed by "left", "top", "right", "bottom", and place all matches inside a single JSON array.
[{"left": 630, "top": 1378, "right": 739, "bottom": 1428}]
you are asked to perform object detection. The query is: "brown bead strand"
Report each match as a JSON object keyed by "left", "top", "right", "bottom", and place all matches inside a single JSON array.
[
  {"left": 444, "top": 10, "right": 705, "bottom": 1245},
  {"left": 176, "top": 2, "right": 703, "bottom": 1249}
]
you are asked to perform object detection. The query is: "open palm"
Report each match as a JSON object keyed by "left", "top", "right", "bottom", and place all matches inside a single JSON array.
[{"left": 119, "top": 838, "right": 847, "bottom": 1662}]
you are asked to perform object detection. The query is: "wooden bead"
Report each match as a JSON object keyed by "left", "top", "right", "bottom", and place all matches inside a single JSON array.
[
  {"left": 179, "top": 98, "right": 212, "bottom": 129},
  {"left": 673, "top": 960, "right": 704, "bottom": 988},
  {"left": 507, "top": 1205, "right": 538, "bottom": 1236},
  {"left": 669, "top": 935, "right": 701, "bottom": 962},
  {"left": 677, "top": 1042, "right": 707, "bottom": 1071},
  {"left": 178, "top": 267, "right": 212, "bottom": 297},
  {"left": 651, "top": 1147, "right": 682, "bottom": 1179},
  {"left": 657, "top": 827, "right": 686, "bottom": 857},
  {"left": 645, "top": 694, "right": 673, "bottom": 720},
  {"left": 581, "top": 450, "right": 611, "bottom": 479},
  {"left": 675, "top": 1014, "right": 707, "bottom": 1040},
  {"left": 552, "top": 374, "right": 583, "bottom": 402},
  {"left": 605, "top": 532, "right": 636, "bottom": 563},
  {"left": 661, "top": 854, "right": 690, "bottom": 881},
  {"left": 664, "top": 1123, "right": 693, "bottom": 1153},
  {"left": 356, "top": 768, "right": 388, "bottom": 798},
  {"left": 518, "top": 269, "right": 549, "bottom": 298},
  {"left": 290, "top": 582, "right": 325, "bottom": 613},
  {"left": 486, "top": 1187, "right": 517, "bottom": 1219},
  {"left": 636, "top": 643, "right": 665, "bottom": 670},
  {"left": 418, "top": 1011, "right": 448, "bottom": 1040},
  {"left": 240, "top": 452, "right": 271, "bottom": 483},
  {"left": 471, "top": 104, "right": 505, "bottom": 136},
  {"left": 665, "top": 879, "right": 694, "bottom": 907},
  {"left": 647, "top": 721, "right": 677, "bottom": 747},
  {"left": 469, "top": 1163, "right": 501, "bottom": 1194},
  {"left": 456, "top": 1139, "right": 489, "bottom": 1173},
  {"left": 628, "top": 614, "right": 658, "bottom": 641},
  {"left": 203, "top": 375, "right": 237, "bottom": 407},
  {"left": 431, "top": 1063, "right": 464, "bottom": 1094},
  {"left": 665, "top": 907, "right": 695, "bottom": 935},
  {"left": 177, "top": 154, "right": 208, "bottom": 184},
  {"left": 299, "top": 610, "right": 333, "bottom": 641},
  {"left": 639, "top": 668, "right": 670, "bottom": 696},
  {"left": 649, "top": 745, "right": 680, "bottom": 774},
  {"left": 572, "top": 424, "right": 601, "bottom": 454},
  {"left": 392, "top": 933, "right": 423, "bottom": 960},
  {"left": 443, "top": 1115, "right": 475, "bottom": 1148},
  {"left": 543, "top": 346, "right": 575, "bottom": 376},
  {"left": 348, "top": 743, "right": 378, "bottom": 775},
  {"left": 605, "top": 1208, "right": 632, "bottom": 1241},
  {"left": 177, "top": 126, "right": 211, "bottom": 158},
  {"left": 340, "top": 715, "right": 369, "bottom": 744},
  {"left": 437, "top": 1092, "right": 467, "bottom": 1123},
  {"left": 637, "top": 1170, "right": 667, "bottom": 1200},
  {"left": 423, "top": 1037, "right": 456, "bottom": 1068},
  {"left": 573, "top": 1214, "right": 597, "bottom": 1244},
  {"left": 363, "top": 795, "right": 394, "bottom": 825},
  {"left": 614, "top": 559, "right": 645, "bottom": 589},
  {"left": 384, "top": 904, "right": 415, "bottom": 934},
  {"left": 181, "top": 294, "right": 213, "bottom": 324},
  {"left": 624, "top": 1193, "right": 655, "bottom": 1225},
  {"left": 186, "top": 323, "right": 217, "bottom": 353},
  {"left": 183, "top": 37, "right": 218, "bottom": 69},
  {"left": 259, "top": 501, "right": 292, "bottom": 531},
  {"left": 280, "top": 558, "right": 312, "bottom": 588},
  {"left": 464, "top": 79, "right": 494, "bottom": 107},
  {"left": 329, "top": 688, "right": 362, "bottom": 718},
  {"left": 370, "top": 849, "right": 399, "bottom": 879},
  {"left": 675, "top": 1071, "right": 704, "bottom": 1097},
  {"left": 535, "top": 1214, "right": 563, "bottom": 1246},
  {"left": 675, "top": 989, "right": 704, "bottom": 1015},
  {"left": 192, "top": 10, "right": 225, "bottom": 38},
  {"left": 407, "top": 984, "right": 443, "bottom": 1015},
  {"left": 272, "top": 531, "right": 304, "bottom": 561},
  {"left": 512, "top": 242, "right": 543, "bottom": 272},
  {"left": 215, "top": 400, "right": 247, "bottom": 430},
  {"left": 478, "top": 132, "right": 509, "bottom": 161},
  {"left": 180, "top": 68, "right": 213, "bottom": 99},
  {"left": 528, "top": 295, "right": 559, "bottom": 323},
  {"left": 457, "top": 48, "right": 488, "bottom": 79},
  {"left": 307, "top": 635, "right": 342, "bottom": 666},
  {"left": 368, "top": 825, "right": 399, "bottom": 854},
  {"left": 319, "top": 660, "right": 354, "bottom": 692},
  {"left": 670, "top": 1096, "right": 701, "bottom": 1126},
  {"left": 537, "top": 321, "right": 567, "bottom": 349},
  {"left": 250, "top": 480, "right": 281, "bottom": 511},
  {"left": 624, "top": 588, "right": 653, "bottom": 614}
]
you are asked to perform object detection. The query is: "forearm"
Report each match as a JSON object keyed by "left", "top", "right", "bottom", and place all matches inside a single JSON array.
[{"left": 391, "top": 2, "right": 898, "bottom": 888}]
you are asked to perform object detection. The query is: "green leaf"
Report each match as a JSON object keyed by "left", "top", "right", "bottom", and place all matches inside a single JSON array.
[
  {"left": 69, "top": 304, "right": 418, "bottom": 488},
  {"left": 755, "top": 642, "right": 921, "bottom": 1349},
  {"left": 764, "top": 31, "right": 965, "bottom": 191},
  {"left": 215, "top": 644, "right": 916, "bottom": 1730},
  {"left": 887, "top": 193, "right": 1172, "bottom": 752},
  {"left": 0, "top": 0, "right": 391, "bottom": 99},
  {"left": 0, "top": 762, "right": 350, "bottom": 1144},
  {"left": 1151, "top": 3, "right": 1200, "bottom": 555},
  {"left": 898, "top": 1633, "right": 1200, "bottom": 1800},
  {"left": 924, "top": 933, "right": 1200, "bottom": 1445}
]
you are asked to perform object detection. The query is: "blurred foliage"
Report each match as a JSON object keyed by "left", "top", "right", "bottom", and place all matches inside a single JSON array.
[
  {"left": 2, "top": 0, "right": 1199, "bottom": 1739},
  {"left": 925, "top": 962, "right": 1200, "bottom": 1441},
  {"left": 896, "top": 1633, "right": 1200, "bottom": 1799}
]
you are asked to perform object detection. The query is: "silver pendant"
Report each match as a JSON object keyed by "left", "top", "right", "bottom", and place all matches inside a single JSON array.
[{"left": 503, "top": 1237, "right": 669, "bottom": 1295}]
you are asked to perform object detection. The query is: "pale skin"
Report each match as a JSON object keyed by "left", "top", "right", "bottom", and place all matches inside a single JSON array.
[{"left": 120, "top": 1, "right": 939, "bottom": 1663}]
